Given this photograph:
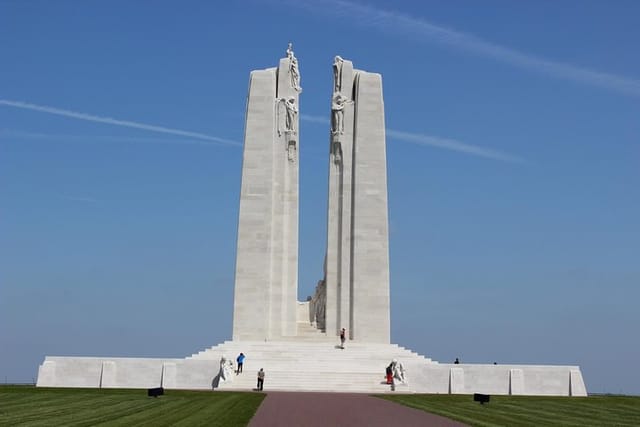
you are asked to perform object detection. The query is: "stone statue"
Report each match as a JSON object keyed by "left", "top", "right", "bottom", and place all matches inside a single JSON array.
[
  {"left": 333, "top": 55, "right": 344, "bottom": 92},
  {"left": 284, "top": 97, "right": 298, "bottom": 132},
  {"left": 392, "top": 359, "right": 406, "bottom": 384},
  {"left": 277, "top": 97, "right": 298, "bottom": 136},
  {"left": 331, "top": 92, "right": 352, "bottom": 135},
  {"left": 218, "top": 355, "right": 235, "bottom": 383},
  {"left": 286, "top": 43, "right": 302, "bottom": 92}
]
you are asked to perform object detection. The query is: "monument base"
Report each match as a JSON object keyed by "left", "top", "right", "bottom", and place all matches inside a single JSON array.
[{"left": 37, "top": 341, "right": 586, "bottom": 396}]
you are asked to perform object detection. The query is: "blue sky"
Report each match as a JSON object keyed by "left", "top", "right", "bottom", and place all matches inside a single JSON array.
[{"left": 1, "top": 0, "right": 638, "bottom": 394}]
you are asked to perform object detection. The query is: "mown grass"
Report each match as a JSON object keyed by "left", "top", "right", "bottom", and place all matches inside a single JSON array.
[
  {"left": 0, "top": 385, "right": 265, "bottom": 427},
  {"left": 379, "top": 393, "right": 640, "bottom": 427}
]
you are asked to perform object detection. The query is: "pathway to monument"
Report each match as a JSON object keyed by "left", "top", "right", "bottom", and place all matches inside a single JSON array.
[{"left": 248, "top": 391, "right": 467, "bottom": 427}]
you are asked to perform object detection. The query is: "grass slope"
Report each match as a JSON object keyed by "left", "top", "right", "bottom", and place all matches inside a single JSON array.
[
  {"left": 379, "top": 394, "right": 640, "bottom": 427},
  {"left": 0, "top": 386, "right": 265, "bottom": 427}
]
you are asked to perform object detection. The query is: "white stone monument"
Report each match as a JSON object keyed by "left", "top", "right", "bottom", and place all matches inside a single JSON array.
[
  {"left": 321, "top": 58, "right": 391, "bottom": 343},
  {"left": 232, "top": 45, "right": 300, "bottom": 341},
  {"left": 35, "top": 48, "right": 587, "bottom": 397}
]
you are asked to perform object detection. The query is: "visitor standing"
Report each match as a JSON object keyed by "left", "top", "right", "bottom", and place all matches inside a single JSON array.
[
  {"left": 257, "top": 368, "right": 265, "bottom": 391},
  {"left": 340, "top": 328, "right": 346, "bottom": 349},
  {"left": 236, "top": 352, "right": 245, "bottom": 374}
]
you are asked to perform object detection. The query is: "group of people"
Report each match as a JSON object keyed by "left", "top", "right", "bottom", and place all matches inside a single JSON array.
[
  {"left": 219, "top": 352, "right": 265, "bottom": 391},
  {"left": 234, "top": 352, "right": 265, "bottom": 391},
  {"left": 338, "top": 328, "right": 407, "bottom": 391},
  {"left": 227, "top": 329, "right": 411, "bottom": 392}
]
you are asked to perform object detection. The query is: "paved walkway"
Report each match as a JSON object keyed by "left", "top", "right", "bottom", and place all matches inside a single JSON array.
[{"left": 249, "top": 392, "right": 467, "bottom": 427}]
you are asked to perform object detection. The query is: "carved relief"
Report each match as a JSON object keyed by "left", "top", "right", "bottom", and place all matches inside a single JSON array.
[
  {"left": 331, "top": 92, "right": 352, "bottom": 135},
  {"left": 277, "top": 97, "right": 298, "bottom": 136},
  {"left": 218, "top": 355, "right": 234, "bottom": 384},
  {"left": 331, "top": 135, "right": 342, "bottom": 165},
  {"left": 284, "top": 97, "right": 298, "bottom": 133},
  {"left": 276, "top": 96, "right": 298, "bottom": 162},
  {"left": 288, "top": 139, "right": 297, "bottom": 162}
]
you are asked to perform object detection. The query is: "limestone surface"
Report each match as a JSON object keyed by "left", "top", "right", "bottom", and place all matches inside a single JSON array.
[
  {"left": 314, "top": 59, "right": 390, "bottom": 344},
  {"left": 232, "top": 48, "right": 300, "bottom": 341}
]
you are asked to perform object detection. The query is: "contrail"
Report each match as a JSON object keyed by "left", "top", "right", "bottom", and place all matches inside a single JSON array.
[
  {"left": 0, "top": 99, "right": 241, "bottom": 146},
  {"left": 300, "top": 114, "right": 521, "bottom": 162},
  {"left": 1, "top": 101, "right": 520, "bottom": 162},
  {"left": 0, "top": 129, "right": 235, "bottom": 147},
  {"left": 385, "top": 129, "right": 522, "bottom": 163},
  {"left": 291, "top": 0, "right": 640, "bottom": 97}
]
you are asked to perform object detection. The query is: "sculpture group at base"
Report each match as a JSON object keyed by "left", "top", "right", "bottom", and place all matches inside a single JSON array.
[
  {"left": 386, "top": 359, "right": 406, "bottom": 391},
  {"left": 217, "top": 355, "right": 234, "bottom": 384}
]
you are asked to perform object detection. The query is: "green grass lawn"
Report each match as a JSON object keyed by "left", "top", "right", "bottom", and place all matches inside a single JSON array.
[
  {"left": 0, "top": 385, "right": 265, "bottom": 427},
  {"left": 379, "top": 393, "right": 640, "bottom": 427}
]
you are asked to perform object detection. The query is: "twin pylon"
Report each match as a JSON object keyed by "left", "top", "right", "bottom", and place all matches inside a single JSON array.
[{"left": 232, "top": 46, "right": 391, "bottom": 343}]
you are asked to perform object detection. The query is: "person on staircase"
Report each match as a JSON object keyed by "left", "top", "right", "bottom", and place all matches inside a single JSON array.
[
  {"left": 340, "top": 328, "right": 346, "bottom": 349},
  {"left": 236, "top": 352, "right": 245, "bottom": 374},
  {"left": 257, "top": 368, "right": 265, "bottom": 391}
]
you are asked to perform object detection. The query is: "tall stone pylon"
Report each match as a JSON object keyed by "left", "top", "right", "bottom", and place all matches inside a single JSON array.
[
  {"left": 232, "top": 44, "right": 301, "bottom": 340},
  {"left": 314, "top": 57, "right": 391, "bottom": 343}
]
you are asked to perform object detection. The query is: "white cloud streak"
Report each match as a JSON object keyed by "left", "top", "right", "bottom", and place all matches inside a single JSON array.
[
  {"left": 0, "top": 99, "right": 241, "bottom": 146},
  {"left": 300, "top": 114, "right": 521, "bottom": 162},
  {"left": 293, "top": 0, "right": 640, "bottom": 97},
  {"left": 1, "top": 101, "right": 520, "bottom": 162},
  {"left": 0, "top": 129, "right": 233, "bottom": 148},
  {"left": 385, "top": 129, "right": 522, "bottom": 163}
]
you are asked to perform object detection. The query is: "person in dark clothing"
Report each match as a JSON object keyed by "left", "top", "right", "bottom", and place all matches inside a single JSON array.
[
  {"left": 257, "top": 368, "right": 265, "bottom": 391},
  {"left": 385, "top": 364, "right": 393, "bottom": 384},
  {"left": 339, "top": 328, "right": 346, "bottom": 349}
]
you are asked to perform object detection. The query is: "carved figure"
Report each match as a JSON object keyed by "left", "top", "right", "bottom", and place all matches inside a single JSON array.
[
  {"left": 277, "top": 97, "right": 298, "bottom": 136},
  {"left": 286, "top": 42, "right": 294, "bottom": 59},
  {"left": 333, "top": 55, "right": 344, "bottom": 92},
  {"left": 284, "top": 97, "right": 298, "bottom": 132},
  {"left": 218, "top": 355, "right": 235, "bottom": 383},
  {"left": 286, "top": 43, "right": 302, "bottom": 92},
  {"left": 331, "top": 92, "right": 351, "bottom": 135},
  {"left": 392, "top": 359, "right": 406, "bottom": 384}
]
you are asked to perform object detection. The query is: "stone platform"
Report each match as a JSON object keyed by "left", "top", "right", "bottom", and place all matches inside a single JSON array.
[{"left": 37, "top": 339, "right": 586, "bottom": 396}]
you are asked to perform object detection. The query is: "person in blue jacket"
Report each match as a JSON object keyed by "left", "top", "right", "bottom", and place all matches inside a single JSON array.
[{"left": 236, "top": 352, "right": 245, "bottom": 374}]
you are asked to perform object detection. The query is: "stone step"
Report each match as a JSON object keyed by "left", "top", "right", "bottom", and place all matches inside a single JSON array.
[
  {"left": 190, "top": 342, "right": 425, "bottom": 352},
  {"left": 194, "top": 341, "right": 429, "bottom": 394},
  {"left": 217, "top": 372, "right": 412, "bottom": 393},
  {"left": 189, "top": 350, "right": 431, "bottom": 362},
  {"left": 189, "top": 355, "right": 433, "bottom": 365}
]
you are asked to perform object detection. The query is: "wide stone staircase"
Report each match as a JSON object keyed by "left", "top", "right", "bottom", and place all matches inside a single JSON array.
[{"left": 187, "top": 338, "right": 438, "bottom": 393}]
